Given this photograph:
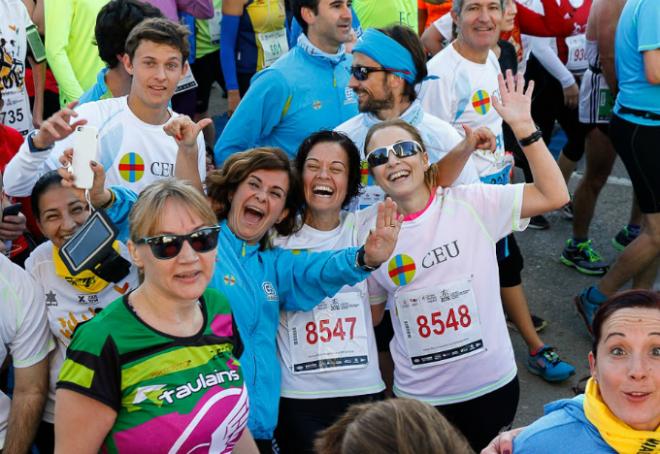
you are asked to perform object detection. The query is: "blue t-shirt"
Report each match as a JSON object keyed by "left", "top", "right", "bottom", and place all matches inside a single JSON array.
[{"left": 613, "top": 0, "right": 660, "bottom": 126}]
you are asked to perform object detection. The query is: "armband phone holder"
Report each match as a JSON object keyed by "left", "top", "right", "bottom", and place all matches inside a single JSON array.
[{"left": 58, "top": 209, "right": 131, "bottom": 283}]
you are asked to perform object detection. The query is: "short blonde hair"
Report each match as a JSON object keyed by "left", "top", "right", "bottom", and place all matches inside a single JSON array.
[
  {"left": 315, "top": 398, "right": 474, "bottom": 454},
  {"left": 128, "top": 178, "right": 217, "bottom": 242}
]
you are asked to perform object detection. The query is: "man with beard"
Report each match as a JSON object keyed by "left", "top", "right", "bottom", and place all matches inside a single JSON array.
[
  {"left": 336, "top": 25, "right": 485, "bottom": 210},
  {"left": 214, "top": 0, "right": 358, "bottom": 164}
]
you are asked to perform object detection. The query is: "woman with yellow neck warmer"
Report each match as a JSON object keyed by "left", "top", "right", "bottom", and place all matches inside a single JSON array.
[
  {"left": 22, "top": 171, "right": 138, "bottom": 453},
  {"left": 510, "top": 289, "right": 660, "bottom": 454}
]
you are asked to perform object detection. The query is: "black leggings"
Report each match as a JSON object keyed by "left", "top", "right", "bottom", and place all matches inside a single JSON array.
[
  {"left": 524, "top": 55, "right": 589, "bottom": 163},
  {"left": 435, "top": 376, "right": 520, "bottom": 452},
  {"left": 275, "top": 392, "right": 384, "bottom": 453}
]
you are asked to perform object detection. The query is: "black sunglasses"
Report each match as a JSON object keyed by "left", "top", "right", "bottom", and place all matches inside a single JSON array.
[
  {"left": 365, "top": 140, "right": 424, "bottom": 168},
  {"left": 350, "top": 65, "right": 412, "bottom": 81},
  {"left": 136, "top": 226, "right": 221, "bottom": 260}
]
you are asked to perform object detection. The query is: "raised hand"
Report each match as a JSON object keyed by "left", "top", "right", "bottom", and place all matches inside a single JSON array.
[
  {"left": 32, "top": 101, "right": 87, "bottom": 150},
  {"left": 461, "top": 124, "right": 497, "bottom": 153},
  {"left": 58, "top": 148, "right": 110, "bottom": 208},
  {"left": 363, "top": 197, "right": 403, "bottom": 268},
  {"left": 163, "top": 115, "right": 212, "bottom": 150},
  {"left": 492, "top": 70, "right": 537, "bottom": 138}
]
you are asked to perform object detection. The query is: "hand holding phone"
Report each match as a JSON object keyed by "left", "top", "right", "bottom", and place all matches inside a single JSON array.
[
  {"left": 2, "top": 202, "right": 22, "bottom": 220},
  {"left": 72, "top": 126, "right": 99, "bottom": 189}
]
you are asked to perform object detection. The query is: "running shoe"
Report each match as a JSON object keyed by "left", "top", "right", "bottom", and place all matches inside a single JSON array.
[
  {"left": 612, "top": 226, "right": 639, "bottom": 251},
  {"left": 560, "top": 199, "right": 574, "bottom": 220},
  {"left": 560, "top": 239, "right": 609, "bottom": 276},
  {"left": 527, "top": 345, "right": 576, "bottom": 382},
  {"left": 574, "top": 288, "right": 601, "bottom": 334},
  {"left": 506, "top": 314, "right": 548, "bottom": 333},
  {"left": 528, "top": 215, "right": 550, "bottom": 230}
]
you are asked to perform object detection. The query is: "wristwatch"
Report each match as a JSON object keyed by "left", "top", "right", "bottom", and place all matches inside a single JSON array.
[
  {"left": 27, "top": 130, "right": 54, "bottom": 153},
  {"left": 517, "top": 126, "right": 543, "bottom": 147},
  {"left": 355, "top": 246, "right": 378, "bottom": 272}
]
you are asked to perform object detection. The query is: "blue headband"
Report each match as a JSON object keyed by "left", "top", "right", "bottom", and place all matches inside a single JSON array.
[{"left": 352, "top": 29, "right": 417, "bottom": 84}]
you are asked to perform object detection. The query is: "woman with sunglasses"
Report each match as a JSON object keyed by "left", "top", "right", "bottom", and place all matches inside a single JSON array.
[
  {"left": 55, "top": 178, "right": 258, "bottom": 453},
  {"left": 359, "top": 71, "right": 569, "bottom": 452},
  {"left": 16, "top": 170, "right": 139, "bottom": 453},
  {"left": 77, "top": 116, "right": 401, "bottom": 452}
]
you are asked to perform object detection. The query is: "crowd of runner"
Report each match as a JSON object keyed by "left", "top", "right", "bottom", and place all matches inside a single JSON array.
[{"left": 0, "top": 0, "right": 658, "bottom": 453}]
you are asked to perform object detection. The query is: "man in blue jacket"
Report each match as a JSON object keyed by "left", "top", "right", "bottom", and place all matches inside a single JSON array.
[{"left": 214, "top": 0, "right": 358, "bottom": 164}]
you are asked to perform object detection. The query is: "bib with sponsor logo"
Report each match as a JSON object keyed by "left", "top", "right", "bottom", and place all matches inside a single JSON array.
[
  {"left": 287, "top": 291, "right": 369, "bottom": 374},
  {"left": 394, "top": 278, "right": 484, "bottom": 369}
]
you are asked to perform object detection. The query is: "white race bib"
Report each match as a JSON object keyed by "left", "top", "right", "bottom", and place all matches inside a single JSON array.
[
  {"left": 358, "top": 185, "right": 386, "bottom": 210},
  {"left": 208, "top": 9, "right": 222, "bottom": 45},
  {"left": 174, "top": 70, "right": 198, "bottom": 94},
  {"left": 0, "top": 91, "right": 31, "bottom": 136},
  {"left": 257, "top": 28, "right": 288, "bottom": 68},
  {"left": 287, "top": 292, "right": 369, "bottom": 374},
  {"left": 566, "top": 34, "right": 587, "bottom": 73},
  {"left": 394, "top": 278, "right": 484, "bottom": 369}
]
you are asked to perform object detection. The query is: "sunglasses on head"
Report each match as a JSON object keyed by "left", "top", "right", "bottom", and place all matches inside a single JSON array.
[
  {"left": 365, "top": 140, "right": 424, "bottom": 168},
  {"left": 136, "top": 226, "right": 221, "bottom": 260},
  {"left": 349, "top": 65, "right": 412, "bottom": 82}
]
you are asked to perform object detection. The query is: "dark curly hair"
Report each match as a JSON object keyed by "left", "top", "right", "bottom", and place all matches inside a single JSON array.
[
  {"left": 295, "top": 130, "right": 362, "bottom": 219},
  {"left": 206, "top": 147, "right": 303, "bottom": 249}
]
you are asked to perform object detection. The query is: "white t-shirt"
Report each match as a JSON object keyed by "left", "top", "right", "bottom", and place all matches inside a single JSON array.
[
  {"left": 362, "top": 184, "right": 528, "bottom": 405},
  {"left": 3, "top": 96, "right": 207, "bottom": 197},
  {"left": 0, "top": 255, "right": 52, "bottom": 447},
  {"left": 335, "top": 99, "right": 480, "bottom": 209},
  {"left": 274, "top": 211, "right": 385, "bottom": 399},
  {"left": 24, "top": 241, "right": 139, "bottom": 423},
  {"left": 420, "top": 44, "right": 511, "bottom": 184},
  {"left": 0, "top": 0, "right": 34, "bottom": 136}
]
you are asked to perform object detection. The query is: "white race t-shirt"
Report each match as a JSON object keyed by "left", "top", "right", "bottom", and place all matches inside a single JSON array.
[
  {"left": 0, "top": 0, "right": 34, "bottom": 136},
  {"left": 24, "top": 241, "right": 139, "bottom": 423},
  {"left": 420, "top": 45, "right": 511, "bottom": 184},
  {"left": 336, "top": 99, "right": 480, "bottom": 209},
  {"left": 4, "top": 96, "right": 207, "bottom": 197},
  {"left": 361, "top": 184, "right": 528, "bottom": 405},
  {"left": 0, "top": 255, "right": 52, "bottom": 447},
  {"left": 274, "top": 211, "right": 385, "bottom": 399}
]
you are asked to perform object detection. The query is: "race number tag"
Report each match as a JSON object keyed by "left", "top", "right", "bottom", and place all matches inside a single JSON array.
[
  {"left": 174, "top": 70, "right": 198, "bottom": 95},
  {"left": 257, "top": 28, "right": 288, "bottom": 68},
  {"left": 358, "top": 185, "right": 386, "bottom": 210},
  {"left": 394, "top": 278, "right": 484, "bottom": 369},
  {"left": 566, "top": 34, "right": 587, "bottom": 73},
  {"left": 287, "top": 292, "right": 369, "bottom": 374},
  {"left": 598, "top": 88, "right": 615, "bottom": 122},
  {"left": 0, "top": 93, "right": 32, "bottom": 136},
  {"left": 208, "top": 9, "right": 222, "bottom": 45}
]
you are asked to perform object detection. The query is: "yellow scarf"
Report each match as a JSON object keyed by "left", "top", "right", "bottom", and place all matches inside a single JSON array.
[
  {"left": 53, "top": 242, "right": 121, "bottom": 294},
  {"left": 584, "top": 378, "right": 660, "bottom": 454}
]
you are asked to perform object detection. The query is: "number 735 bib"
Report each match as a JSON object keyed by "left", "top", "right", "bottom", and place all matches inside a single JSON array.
[
  {"left": 394, "top": 278, "right": 484, "bottom": 369},
  {"left": 286, "top": 292, "right": 369, "bottom": 374}
]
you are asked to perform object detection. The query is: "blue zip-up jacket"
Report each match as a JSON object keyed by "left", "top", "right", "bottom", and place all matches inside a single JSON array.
[
  {"left": 105, "top": 189, "right": 371, "bottom": 440},
  {"left": 211, "top": 220, "right": 369, "bottom": 439},
  {"left": 214, "top": 34, "right": 358, "bottom": 164},
  {"left": 514, "top": 395, "right": 616, "bottom": 453}
]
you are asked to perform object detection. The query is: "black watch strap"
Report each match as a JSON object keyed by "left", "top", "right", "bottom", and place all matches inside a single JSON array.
[
  {"left": 356, "top": 246, "right": 377, "bottom": 272},
  {"left": 518, "top": 128, "right": 543, "bottom": 147}
]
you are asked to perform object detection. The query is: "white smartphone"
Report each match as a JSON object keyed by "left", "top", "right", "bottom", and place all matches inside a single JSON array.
[{"left": 72, "top": 126, "right": 99, "bottom": 189}]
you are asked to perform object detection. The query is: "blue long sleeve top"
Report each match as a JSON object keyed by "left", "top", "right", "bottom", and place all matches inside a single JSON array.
[{"left": 214, "top": 34, "right": 358, "bottom": 163}]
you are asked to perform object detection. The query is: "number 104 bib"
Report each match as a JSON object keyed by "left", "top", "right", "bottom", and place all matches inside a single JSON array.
[
  {"left": 287, "top": 292, "right": 369, "bottom": 374},
  {"left": 394, "top": 278, "right": 484, "bottom": 369}
]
